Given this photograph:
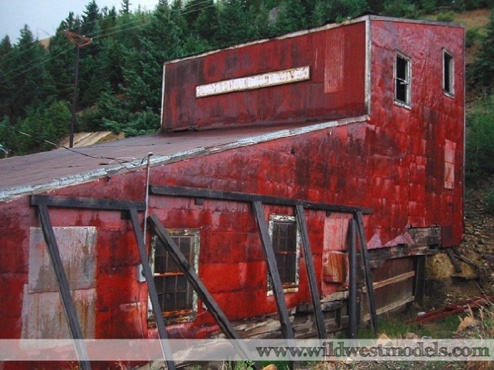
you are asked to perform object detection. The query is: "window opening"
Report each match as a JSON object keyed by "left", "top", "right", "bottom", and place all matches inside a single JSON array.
[
  {"left": 151, "top": 229, "right": 199, "bottom": 324},
  {"left": 395, "top": 52, "right": 411, "bottom": 106},
  {"left": 443, "top": 50, "right": 454, "bottom": 96},
  {"left": 268, "top": 215, "right": 300, "bottom": 293}
]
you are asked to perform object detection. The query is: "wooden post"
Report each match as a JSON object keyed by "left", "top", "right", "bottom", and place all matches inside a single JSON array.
[
  {"left": 348, "top": 219, "right": 358, "bottom": 339},
  {"left": 252, "top": 201, "right": 295, "bottom": 339},
  {"left": 295, "top": 205, "right": 327, "bottom": 339},
  {"left": 355, "top": 211, "right": 378, "bottom": 334},
  {"left": 129, "top": 209, "right": 176, "bottom": 370}
]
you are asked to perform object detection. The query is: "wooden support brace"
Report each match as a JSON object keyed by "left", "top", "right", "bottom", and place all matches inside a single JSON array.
[
  {"left": 150, "top": 185, "right": 372, "bottom": 214},
  {"left": 148, "top": 215, "right": 256, "bottom": 366},
  {"left": 31, "top": 195, "right": 146, "bottom": 211},
  {"left": 348, "top": 219, "right": 358, "bottom": 339},
  {"left": 294, "top": 205, "right": 327, "bottom": 339},
  {"left": 355, "top": 212, "right": 378, "bottom": 334},
  {"left": 36, "top": 204, "right": 91, "bottom": 370},
  {"left": 252, "top": 201, "right": 295, "bottom": 339},
  {"left": 129, "top": 209, "right": 176, "bottom": 370}
]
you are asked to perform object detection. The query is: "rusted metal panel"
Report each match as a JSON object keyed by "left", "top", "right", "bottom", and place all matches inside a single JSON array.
[
  {"left": 0, "top": 16, "right": 466, "bottom": 345},
  {"left": 322, "top": 252, "right": 348, "bottom": 283},
  {"left": 162, "top": 22, "right": 367, "bottom": 131},
  {"left": 28, "top": 227, "right": 96, "bottom": 293},
  {"left": 23, "top": 226, "right": 96, "bottom": 339}
]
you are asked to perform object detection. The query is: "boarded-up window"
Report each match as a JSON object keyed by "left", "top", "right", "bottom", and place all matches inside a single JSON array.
[
  {"left": 23, "top": 227, "right": 96, "bottom": 339},
  {"left": 268, "top": 215, "right": 300, "bottom": 292},
  {"left": 444, "top": 139, "right": 456, "bottom": 189},
  {"left": 151, "top": 229, "right": 199, "bottom": 324},
  {"left": 395, "top": 52, "right": 411, "bottom": 107}
]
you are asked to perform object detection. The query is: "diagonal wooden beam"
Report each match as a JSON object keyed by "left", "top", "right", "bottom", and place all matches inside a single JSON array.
[
  {"left": 148, "top": 214, "right": 256, "bottom": 367},
  {"left": 129, "top": 209, "right": 176, "bottom": 370},
  {"left": 355, "top": 211, "right": 377, "bottom": 334},
  {"left": 295, "top": 205, "right": 327, "bottom": 339},
  {"left": 252, "top": 201, "right": 295, "bottom": 339},
  {"left": 36, "top": 204, "right": 91, "bottom": 370},
  {"left": 348, "top": 218, "right": 358, "bottom": 339}
]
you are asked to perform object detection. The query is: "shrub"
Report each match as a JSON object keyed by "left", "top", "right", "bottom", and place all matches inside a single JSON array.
[
  {"left": 465, "top": 95, "right": 494, "bottom": 185},
  {"left": 486, "top": 189, "right": 494, "bottom": 215},
  {"left": 436, "top": 11, "right": 456, "bottom": 22}
]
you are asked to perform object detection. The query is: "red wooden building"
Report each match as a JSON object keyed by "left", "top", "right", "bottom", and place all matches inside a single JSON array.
[{"left": 0, "top": 15, "right": 464, "bottom": 368}]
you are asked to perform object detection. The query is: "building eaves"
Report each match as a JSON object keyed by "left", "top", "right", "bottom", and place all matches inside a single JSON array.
[{"left": 0, "top": 115, "right": 369, "bottom": 202}]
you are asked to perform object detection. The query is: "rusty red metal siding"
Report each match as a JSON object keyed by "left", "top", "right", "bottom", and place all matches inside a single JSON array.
[
  {"left": 0, "top": 17, "right": 464, "bottom": 346},
  {"left": 369, "top": 20, "right": 465, "bottom": 246},
  {"left": 162, "top": 22, "right": 367, "bottom": 131}
]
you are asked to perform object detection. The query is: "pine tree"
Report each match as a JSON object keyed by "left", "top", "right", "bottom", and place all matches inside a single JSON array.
[
  {"left": 0, "top": 36, "right": 14, "bottom": 120},
  {"left": 216, "top": 0, "right": 253, "bottom": 47},
  {"left": 7, "top": 26, "right": 55, "bottom": 121},
  {"left": 469, "top": 13, "right": 494, "bottom": 93}
]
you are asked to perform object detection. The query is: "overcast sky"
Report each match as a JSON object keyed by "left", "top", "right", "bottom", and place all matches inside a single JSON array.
[{"left": 0, "top": 0, "right": 160, "bottom": 42}]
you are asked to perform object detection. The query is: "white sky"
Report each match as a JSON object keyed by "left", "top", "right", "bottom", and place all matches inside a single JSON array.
[{"left": 0, "top": 0, "right": 160, "bottom": 42}]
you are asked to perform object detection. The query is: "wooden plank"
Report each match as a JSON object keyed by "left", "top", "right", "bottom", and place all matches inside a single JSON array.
[
  {"left": 31, "top": 195, "right": 146, "bottom": 211},
  {"left": 355, "top": 211, "right": 377, "bottom": 335},
  {"left": 446, "top": 248, "right": 462, "bottom": 273},
  {"left": 129, "top": 209, "right": 176, "bottom": 370},
  {"left": 36, "top": 204, "right": 91, "bottom": 370},
  {"left": 294, "top": 205, "right": 327, "bottom": 339},
  {"left": 415, "top": 256, "right": 426, "bottom": 306},
  {"left": 362, "top": 295, "right": 415, "bottom": 322},
  {"left": 150, "top": 185, "right": 372, "bottom": 214},
  {"left": 348, "top": 219, "right": 357, "bottom": 339},
  {"left": 252, "top": 201, "right": 295, "bottom": 339},
  {"left": 362, "top": 270, "right": 416, "bottom": 291}
]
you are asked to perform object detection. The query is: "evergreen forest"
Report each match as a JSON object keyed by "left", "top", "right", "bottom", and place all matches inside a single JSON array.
[{"left": 0, "top": 0, "right": 493, "bottom": 178}]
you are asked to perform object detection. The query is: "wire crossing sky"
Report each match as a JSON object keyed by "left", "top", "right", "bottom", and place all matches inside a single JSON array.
[{"left": 0, "top": 0, "right": 160, "bottom": 42}]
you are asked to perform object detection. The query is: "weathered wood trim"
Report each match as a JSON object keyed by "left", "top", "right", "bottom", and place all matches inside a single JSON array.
[
  {"left": 355, "top": 212, "right": 377, "bottom": 334},
  {"left": 362, "top": 270, "right": 416, "bottom": 292},
  {"left": 295, "top": 205, "right": 327, "bottom": 339},
  {"left": 252, "top": 201, "right": 295, "bottom": 339},
  {"left": 129, "top": 209, "right": 176, "bottom": 370},
  {"left": 150, "top": 185, "right": 372, "bottom": 214},
  {"left": 31, "top": 195, "right": 146, "bottom": 211},
  {"left": 415, "top": 256, "right": 426, "bottom": 306},
  {"left": 362, "top": 295, "right": 415, "bottom": 322},
  {"left": 36, "top": 204, "right": 91, "bottom": 370},
  {"left": 368, "top": 245, "right": 432, "bottom": 268},
  {"left": 348, "top": 219, "right": 358, "bottom": 339}
]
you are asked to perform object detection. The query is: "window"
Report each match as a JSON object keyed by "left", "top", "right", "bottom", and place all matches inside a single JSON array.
[
  {"left": 443, "top": 50, "right": 454, "bottom": 96},
  {"left": 268, "top": 215, "right": 300, "bottom": 292},
  {"left": 395, "top": 52, "right": 411, "bottom": 107},
  {"left": 150, "top": 229, "right": 199, "bottom": 324}
]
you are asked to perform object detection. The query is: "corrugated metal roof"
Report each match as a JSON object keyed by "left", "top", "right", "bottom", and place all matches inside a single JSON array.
[{"left": 0, "top": 116, "right": 368, "bottom": 202}]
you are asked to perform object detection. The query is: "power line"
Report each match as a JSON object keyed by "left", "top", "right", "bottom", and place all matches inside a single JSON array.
[
  {"left": 0, "top": 0, "right": 218, "bottom": 85},
  {"left": 0, "top": 120, "right": 148, "bottom": 172}
]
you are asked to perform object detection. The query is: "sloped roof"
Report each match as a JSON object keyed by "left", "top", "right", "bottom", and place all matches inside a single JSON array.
[{"left": 0, "top": 116, "right": 368, "bottom": 202}]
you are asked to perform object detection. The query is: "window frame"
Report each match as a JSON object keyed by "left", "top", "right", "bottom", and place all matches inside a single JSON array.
[
  {"left": 442, "top": 49, "right": 455, "bottom": 97},
  {"left": 394, "top": 51, "right": 412, "bottom": 108},
  {"left": 267, "top": 214, "right": 301, "bottom": 295},
  {"left": 149, "top": 228, "right": 200, "bottom": 325}
]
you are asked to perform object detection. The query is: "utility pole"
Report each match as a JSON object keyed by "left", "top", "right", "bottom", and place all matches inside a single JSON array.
[{"left": 64, "top": 22, "right": 92, "bottom": 148}]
